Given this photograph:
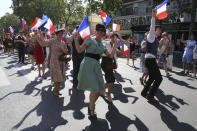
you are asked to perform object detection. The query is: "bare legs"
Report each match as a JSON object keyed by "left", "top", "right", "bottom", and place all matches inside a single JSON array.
[
  {"left": 104, "top": 83, "right": 114, "bottom": 102},
  {"left": 183, "top": 63, "right": 191, "bottom": 74},
  {"left": 127, "top": 54, "right": 130, "bottom": 64},
  {"left": 131, "top": 54, "right": 135, "bottom": 66},
  {"left": 37, "top": 63, "right": 45, "bottom": 78},
  {"left": 89, "top": 92, "right": 100, "bottom": 117},
  {"left": 53, "top": 82, "right": 61, "bottom": 96},
  {"left": 163, "top": 62, "right": 168, "bottom": 76}
]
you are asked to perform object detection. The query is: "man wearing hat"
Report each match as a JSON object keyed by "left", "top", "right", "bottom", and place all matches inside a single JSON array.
[
  {"left": 71, "top": 25, "right": 84, "bottom": 88},
  {"left": 15, "top": 31, "right": 26, "bottom": 64}
]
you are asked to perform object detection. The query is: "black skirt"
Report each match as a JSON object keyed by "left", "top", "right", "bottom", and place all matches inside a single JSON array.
[{"left": 103, "top": 69, "right": 115, "bottom": 83}]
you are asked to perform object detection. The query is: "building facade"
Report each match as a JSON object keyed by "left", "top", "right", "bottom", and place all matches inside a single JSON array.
[{"left": 114, "top": 0, "right": 197, "bottom": 51}]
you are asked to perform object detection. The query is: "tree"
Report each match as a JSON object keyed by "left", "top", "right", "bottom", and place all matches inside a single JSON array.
[
  {"left": 102, "top": 0, "right": 123, "bottom": 17},
  {"left": 11, "top": 0, "right": 65, "bottom": 25},
  {"left": 0, "top": 13, "right": 20, "bottom": 34},
  {"left": 84, "top": 0, "right": 123, "bottom": 17},
  {"left": 84, "top": 0, "right": 103, "bottom": 15},
  {"left": 62, "top": 0, "right": 85, "bottom": 28}
]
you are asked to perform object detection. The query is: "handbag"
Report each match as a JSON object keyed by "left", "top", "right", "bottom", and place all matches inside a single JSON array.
[
  {"left": 193, "top": 52, "right": 197, "bottom": 60},
  {"left": 58, "top": 54, "right": 71, "bottom": 63},
  {"left": 101, "top": 57, "right": 117, "bottom": 70}
]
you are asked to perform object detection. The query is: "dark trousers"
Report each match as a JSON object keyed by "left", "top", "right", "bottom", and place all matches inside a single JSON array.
[
  {"left": 72, "top": 55, "right": 84, "bottom": 88},
  {"left": 18, "top": 49, "right": 25, "bottom": 63},
  {"left": 141, "top": 58, "right": 163, "bottom": 97}
]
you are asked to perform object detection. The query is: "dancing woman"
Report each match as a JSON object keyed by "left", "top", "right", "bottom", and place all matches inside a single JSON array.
[
  {"left": 37, "top": 29, "right": 68, "bottom": 96},
  {"left": 73, "top": 24, "right": 118, "bottom": 119}
]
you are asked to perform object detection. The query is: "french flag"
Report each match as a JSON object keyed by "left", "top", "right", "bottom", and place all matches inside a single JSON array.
[
  {"left": 30, "top": 17, "right": 45, "bottom": 30},
  {"left": 112, "top": 23, "right": 120, "bottom": 32},
  {"left": 8, "top": 26, "right": 14, "bottom": 34},
  {"left": 99, "top": 11, "right": 111, "bottom": 27},
  {"left": 44, "top": 18, "right": 55, "bottom": 35},
  {"left": 106, "top": 29, "right": 110, "bottom": 38},
  {"left": 118, "top": 40, "right": 130, "bottom": 56},
  {"left": 20, "top": 18, "right": 27, "bottom": 31},
  {"left": 156, "top": 0, "right": 168, "bottom": 20},
  {"left": 78, "top": 15, "right": 91, "bottom": 41}
]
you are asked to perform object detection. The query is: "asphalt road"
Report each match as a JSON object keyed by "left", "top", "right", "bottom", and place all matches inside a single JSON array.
[{"left": 0, "top": 51, "right": 196, "bottom": 131}]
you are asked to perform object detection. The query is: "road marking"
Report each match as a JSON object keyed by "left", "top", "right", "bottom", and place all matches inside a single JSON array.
[{"left": 0, "top": 67, "right": 11, "bottom": 87}]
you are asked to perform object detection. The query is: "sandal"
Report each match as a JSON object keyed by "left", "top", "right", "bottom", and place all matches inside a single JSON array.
[
  {"left": 146, "top": 95, "right": 159, "bottom": 103},
  {"left": 42, "top": 75, "right": 46, "bottom": 79},
  {"left": 106, "top": 94, "right": 113, "bottom": 103},
  {"left": 88, "top": 106, "right": 97, "bottom": 119},
  {"left": 139, "top": 77, "right": 144, "bottom": 85}
]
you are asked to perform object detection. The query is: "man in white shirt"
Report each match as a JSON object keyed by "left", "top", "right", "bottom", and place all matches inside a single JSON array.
[{"left": 141, "top": 9, "right": 163, "bottom": 102}]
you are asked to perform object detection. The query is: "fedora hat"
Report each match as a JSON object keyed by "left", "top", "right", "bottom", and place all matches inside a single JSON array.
[{"left": 55, "top": 28, "right": 65, "bottom": 34}]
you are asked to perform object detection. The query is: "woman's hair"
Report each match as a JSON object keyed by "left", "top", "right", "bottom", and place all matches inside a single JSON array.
[
  {"left": 110, "top": 33, "right": 119, "bottom": 39},
  {"left": 162, "top": 32, "right": 168, "bottom": 38},
  {"left": 96, "top": 24, "right": 106, "bottom": 33},
  {"left": 55, "top": 30, "right": 64, "bottom": 35}
]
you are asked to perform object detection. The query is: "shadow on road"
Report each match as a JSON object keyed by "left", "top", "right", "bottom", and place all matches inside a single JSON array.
[
  {"left": 112, "top": 84, "right": 138, "bottom": 104},
  {"left": 167, "top": 75, "right": 196, "bottom": 90},
  {"left": 13, "top": 87, "right": 68, "bottom": 131},
  {"left": 0, "top": 78, "right": 42, "bottom": 101},
  {"left": 156, "top": 89, "right": 189, "bottom": 111},
  {"left": 82, "top": 118, "right": 110, "bottom": 131},
  {"left": 106, "top": 104, "right": 149, "bottom": 131},
  {"left": 63, "top": 88, "right": 89, "bottom": 120},
  {"left": 150, "top": 102, "right": 196, "bottom": 131}
]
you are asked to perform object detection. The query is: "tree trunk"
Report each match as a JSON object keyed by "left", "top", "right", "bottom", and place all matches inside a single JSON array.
[{"left": 189, "top": 0, "right": 197, "bottom": 36}]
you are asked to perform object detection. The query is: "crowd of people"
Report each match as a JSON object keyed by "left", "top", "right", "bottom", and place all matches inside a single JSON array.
[{"left": 0, "top": 9, "right": 197, "bottom": 120}]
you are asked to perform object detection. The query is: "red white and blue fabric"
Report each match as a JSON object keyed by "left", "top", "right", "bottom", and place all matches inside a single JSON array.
[
  {"left": 106, "top": 29, "right": 110, "bottom": 38},
  {"left": 118, "top": 40, "right": 130, "bottom": 56},
  {"left": 156, "top": 0, "right": 168, "bottom": 20},
  {"left": 8, "top": 26, "right": 14, "bottom": 34},
  {"left": 20, "top": 18, "right": 27, "bottom": 31},
  {"left": 112, "top": 23, "right": 120, "bottom": 32},
  {"left": 78, "top": 15, "right": 91, "bottom": 41},
  {"left": 1, "top": 28, "right": 5, "bottom": 35},
  {"left": 44, "top": 18, "right": 55, "bottom": 35},
  {"left": 99, "top": 11, "right": 111, "bottom": 27},
  {"left": 30, "top": 17, "right": 45, "bottom": 30}
]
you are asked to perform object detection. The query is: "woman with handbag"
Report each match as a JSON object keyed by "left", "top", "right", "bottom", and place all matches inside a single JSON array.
[
  {"left": 102, "top": 33, "right": 124, "bottom": 103},
  {"left": 73, "top": 24, "right": 118, "bottom": 119},
  {"left": 37, "top": 29, "right": 68, "bottom": 96}
]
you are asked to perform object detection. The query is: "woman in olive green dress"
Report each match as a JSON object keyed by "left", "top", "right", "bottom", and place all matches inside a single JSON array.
[{"left": 74, "top": 24, "right": 118, "bottom": 119}]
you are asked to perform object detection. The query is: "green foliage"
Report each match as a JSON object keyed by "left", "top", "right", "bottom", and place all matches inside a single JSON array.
[
  {"left": 102, "top": 0, "right": 122, "bottom": 17},
  {"left": 62, "top": 0, "right": 85, "bottom": 29},
  {"left": 84, "top": 0, "right": 123, "bottom": 17},
  {"left": 11, "top": 0, "right": 65, "bottom": 25},
  {"left": 0, "top": 13, "right": 20, "bottom": 33}
]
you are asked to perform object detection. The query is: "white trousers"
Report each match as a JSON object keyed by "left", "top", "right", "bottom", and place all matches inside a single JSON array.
[{"left": 167, "top": 55, "right": 173, "bottom": 70}]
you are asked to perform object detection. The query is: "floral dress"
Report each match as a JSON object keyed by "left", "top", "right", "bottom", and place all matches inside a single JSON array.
[{"left": 47, "top": 39, "right": 67, "bottom": 83}]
